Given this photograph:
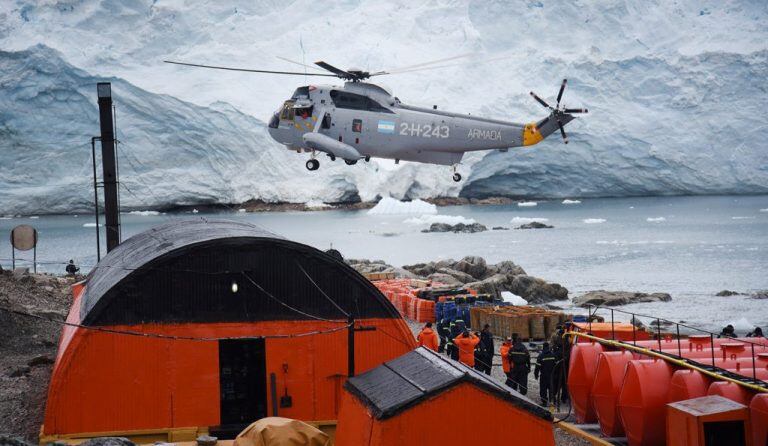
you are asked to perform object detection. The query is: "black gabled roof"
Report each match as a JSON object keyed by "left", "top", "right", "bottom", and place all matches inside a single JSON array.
[{"left": 344, "top": 347, "right": 552, "bottom": 421}]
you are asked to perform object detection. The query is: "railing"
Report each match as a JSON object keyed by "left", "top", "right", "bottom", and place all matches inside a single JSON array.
[{"left": 578, "top": 304, "right": 768, "bottom": 388}]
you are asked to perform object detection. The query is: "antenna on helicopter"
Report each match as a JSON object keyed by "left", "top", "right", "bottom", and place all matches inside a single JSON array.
[{"left": 529, "top": 79, "right": 588, "bottom": 144}]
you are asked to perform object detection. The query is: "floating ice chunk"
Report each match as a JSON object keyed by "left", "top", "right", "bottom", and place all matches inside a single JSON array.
[
  {"left": 760, "top": 209, "right": 768, "bottom": 213},
  {"left": 510, "top": 216, "right": 549, "bottom": 224},
  {"left": 731, "top": 216, "right": 755, "bottom": 220},
  {"left": 562, "top": 199, "right": 581, "bottom": 204},
  {"left": 583, "top": 218, "right": 606, "bottom": 224},
  {"left": 192, "top": 209, "right": 199, "bottom": 214},
  {"left": 404, "top": 214, "right": 475, "bottom": 225},
  {"left": 0, "top": 216, "right": 12, "bottom": 220},
  {"left": 501, "top": 291, "right": 528, "bottom": 306},
  {"left": 646, "top": 217, "right": 666, "bottom": 222},
  {"left": 82, "top": 222, "right": 102, "bottom": 227},
  {"left": 518, "top": 201, "right": 538, "bottom": 207},
  {"left": 305, "top": 200, "right": 331, "bottom": 209},
  {"left": 127, "top": 210, "right": 161, "bottom": 216},
  {"left": 238, "top": 208, "right": 247, "bottom": 213},
  {"left": 29, "top": 216, "right": 39, "bottom": 219},
  {"left": 368, "top": 197, "right": 437, "bottom": 215}
]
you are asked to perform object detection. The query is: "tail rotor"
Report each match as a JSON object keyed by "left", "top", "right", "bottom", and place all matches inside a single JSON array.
[{"left": 530, "top": 78, "right": 588, "bottom": 144}]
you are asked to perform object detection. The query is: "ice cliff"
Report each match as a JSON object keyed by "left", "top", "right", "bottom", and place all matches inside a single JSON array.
[{"left": 1, "top": 1, "right": 767, "bottom": 213}]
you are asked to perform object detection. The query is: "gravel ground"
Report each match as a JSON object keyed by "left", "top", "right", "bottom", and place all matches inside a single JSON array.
[
  {"left": 406, "top": 319, "right": 591, "bottom": 446},
  {"left": 0, "top": 269, "right": 75, "bottom": 442}
]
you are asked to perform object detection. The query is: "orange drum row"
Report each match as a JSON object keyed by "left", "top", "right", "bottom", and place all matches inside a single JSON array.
[
  {"left": 373, "top": 279, "right": 436, "bottom": 323},
  {"left": 568, "top": 341, "right": 768, "bottom": 446}
]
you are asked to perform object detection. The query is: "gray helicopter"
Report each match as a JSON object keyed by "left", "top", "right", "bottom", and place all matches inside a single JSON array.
[{"left": 165, "top": 57, "right": 587, "bottom": 182}]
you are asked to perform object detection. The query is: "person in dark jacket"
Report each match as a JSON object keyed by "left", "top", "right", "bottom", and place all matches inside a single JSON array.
[
  {"left": 535, "top": 342, "right": 557, "bottom": 406},
  {"left": 747, "top": 327, "right": 764, "bottom": 338},
  {"left": 508, "top": 335, "right": 531, "bottom": 395},
  {"left": 478, "top": 324, "right": 494, "bottom": 375},
  {"left": 65, "top": 259, "right": 79, "bottom": 276},
  {"left": 718, "top": 324, "right": 736, "bottom": 338},
  {"left": 437, "top": 318, "right": 449, "bottom": 353},
  {"left": 448, "top": 319, "right": 465, "bottom": 361}
]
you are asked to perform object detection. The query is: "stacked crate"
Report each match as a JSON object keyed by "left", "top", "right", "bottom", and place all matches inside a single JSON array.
[{"left": 469, "top": 306, "right": 572, "bottom": 341}]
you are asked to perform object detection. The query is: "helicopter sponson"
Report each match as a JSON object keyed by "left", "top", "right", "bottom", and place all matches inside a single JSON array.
[{"left": 165, "top": 58, "right": 587, "bottom": 182}]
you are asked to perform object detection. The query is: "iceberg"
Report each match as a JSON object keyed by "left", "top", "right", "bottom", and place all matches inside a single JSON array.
[
  {"left": 562, "top": 199, "right": 582, "bottom": 205},
  {"left": 583, "top": 218, "right": 607, "bottom": 224},
  {"left": 501, "top": 291, "right": 528, "bottom": 306},
  {"left": 517, "top": 201, "right": 538, "bottom": 207},
  {"left": 646, "top": 217, "right": 666, "bottom": 222},
  {"left": 510, "top": 217, "right": 549, "bottom": 224}
]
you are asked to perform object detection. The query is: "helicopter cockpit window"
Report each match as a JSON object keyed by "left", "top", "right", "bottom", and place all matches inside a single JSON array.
[
  {"left": 292, "top": 86, "right": 310, "bottom": 99},
  {"left": 330, "top": 90, "right": 393, "bottom": 113},
  {"left": 279, "top": 101, "right": 295, "bottom": 121},
  {"left": 268, "top": 113, "right": 279, "bottom": 129}
]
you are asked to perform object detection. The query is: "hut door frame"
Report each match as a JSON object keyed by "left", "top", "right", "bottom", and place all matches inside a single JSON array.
[{"left": 218, "top": 338, "right": 267, "bottom": 426}]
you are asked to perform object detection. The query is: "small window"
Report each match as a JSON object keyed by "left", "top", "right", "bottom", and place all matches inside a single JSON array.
[
  {"left": 330, "top": 90, "right": 393, "bottom": 113},
  {"left": 291, "top": 86, "right": 310, "bottom": 99},
  {"left": 352, "top": 119, "right": 362, "bottom": 133},
  {"left": 321, "top": 113, "right": 331, "bottom": 129},
  {"left": 279, "top": 101, "right": 295, "bottom": 121}
]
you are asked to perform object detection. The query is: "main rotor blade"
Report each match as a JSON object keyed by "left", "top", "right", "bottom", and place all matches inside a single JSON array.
[
  {"left": 164, "top": 60, "right": 337, "bottom": 77},
  {"left": 315, "top": 61, "right": 356, "bottom": 79},
  {"left": 556, "top": 79, "right": 567, "bottom": 106},
  {"left": 276, "top": 56, "right": 326, "bottom": 72},
  {"left": 373, "top": 53, "right": 474, "bottom": 75},
  {"left": 530, "top": 92, "right": 552, "bottom": 109},
  {"left": 564, "top": 108, "right": 589, "bottom": 114},
  {"left": 372, "top": 54, "right": 512, "bottom": 77},
  {"left": 557, "top": 120, "right": 569, "bottom": 144}
]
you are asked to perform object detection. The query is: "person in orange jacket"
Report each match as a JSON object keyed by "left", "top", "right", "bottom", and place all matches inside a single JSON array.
[
  {"left": 417, "top": 322, "right": 440, "bottom": 351},
  {"left": 500, "top": 337, "right": 513, "bottom": 387},
  {"left": 453, "top": 331, "right": 480, "bottom": 367}
]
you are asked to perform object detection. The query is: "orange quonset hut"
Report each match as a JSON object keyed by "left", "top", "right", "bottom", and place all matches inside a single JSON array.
[
  {"left": 335, "top": 347, "right": 555, "bottom": 445},
  {"left": 42, "top": 219, "right": 415, "bottom": 440}
]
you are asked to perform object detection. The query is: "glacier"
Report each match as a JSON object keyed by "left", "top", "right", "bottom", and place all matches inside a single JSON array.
[{"left": 1, "top": 0, "right": 767, "bottom": 214}]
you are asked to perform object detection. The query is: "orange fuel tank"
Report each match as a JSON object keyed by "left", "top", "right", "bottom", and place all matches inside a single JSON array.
[
  {"left": 707, "top": 381, "right": 755, "bottom": 406},
  {"left": 667, "top": 369, "right": 711, "bottom": 403},
  {"left": 751, "top": 393, "right": 768, "bottom": 446},
  {"left": 567, "top": 342, "right": 605, "bottom": 423},
  {"left": 617, "top": 359, "right": 674, "bottom": 446},
  {"left": 592, "top": 351, "right": 633, "bottom": 437}
]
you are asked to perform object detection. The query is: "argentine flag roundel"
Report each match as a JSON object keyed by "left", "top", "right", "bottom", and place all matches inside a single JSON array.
[{"left": 377, "top": 120, "right": 395, "bottom": 134}]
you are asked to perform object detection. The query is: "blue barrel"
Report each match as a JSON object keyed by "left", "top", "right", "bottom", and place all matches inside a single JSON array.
[
  {"left": 435, "top": 301, "right": 444, "bottom": 322},
  {"left": 443, "top": 301, "right": 457, "bottom": 322}
]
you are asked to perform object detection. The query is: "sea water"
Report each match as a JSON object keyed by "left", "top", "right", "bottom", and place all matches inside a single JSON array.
[{"left": 1, "top": 195, "right": 766, "bottom": 331}]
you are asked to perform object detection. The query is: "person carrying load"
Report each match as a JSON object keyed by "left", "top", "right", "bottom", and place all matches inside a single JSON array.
[{"left": 500, "top": 337, "right": 513, "bottom": 388}]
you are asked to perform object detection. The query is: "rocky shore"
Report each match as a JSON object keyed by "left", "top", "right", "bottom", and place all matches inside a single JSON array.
[{"left": 347, "top": 256, "right": 569, "bottom": 304}]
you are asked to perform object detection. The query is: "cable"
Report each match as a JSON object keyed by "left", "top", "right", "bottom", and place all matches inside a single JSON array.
[
  {"left": 0, "top": 305, "right": 350, "bottom": 342},
  {"left": 241, "top": 271, "right": 346, "bottom": 324},
  {"left": 295, "top": 259, "right": 349, "bottom": 317}
]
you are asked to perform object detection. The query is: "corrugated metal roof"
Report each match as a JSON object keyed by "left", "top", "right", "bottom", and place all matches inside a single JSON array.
[
  {"left": 345, "top": 347, "right": 552, "bottom": 421},
  {"left": 79, "top": 219, "right": 399, "bottom": 325}
]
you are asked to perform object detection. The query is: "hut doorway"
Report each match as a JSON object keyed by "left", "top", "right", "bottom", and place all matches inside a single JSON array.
[{"left": 219, "top": 338, "right": 267, "bottom": 426}]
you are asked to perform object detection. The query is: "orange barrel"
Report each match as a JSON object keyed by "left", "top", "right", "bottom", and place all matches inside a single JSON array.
[
  {"left": 725, "top": 367, "right": 768, "bottom": 380},
  {"left": 667, "top": 369, "right": 711, "bottom": 402},
  {"left": 617, "top": 359, "right": 674, "bottom": 446},
  {"left": 707, "top": 381, "right": 755, "bottom": 406},
  {"left": 592, "top": 351, "right": 633, "bottom": 437},
  {"left": 751, "top": 393, "right": 768, "bottom": 446},
  {"left": 567, "top": 341, "right": 605, "bottom": 423}
]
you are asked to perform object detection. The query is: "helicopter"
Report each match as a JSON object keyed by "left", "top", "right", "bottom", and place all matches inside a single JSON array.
[{"left": 165, "top": 56, "right": 587, "bottom": 182}]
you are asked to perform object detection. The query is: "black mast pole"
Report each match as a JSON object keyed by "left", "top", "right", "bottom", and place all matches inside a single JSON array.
[{"left": 96, "top": 83, "right": 120, "bottom": 252}]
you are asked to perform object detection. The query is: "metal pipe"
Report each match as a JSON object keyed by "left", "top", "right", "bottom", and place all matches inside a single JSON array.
[
  {"left": 711, "top": 333, "right": 716, "bottom": 367},
  {"left": 611, "top": 309, "right": 615, "bottom": 340},
  {"left": 91, "top": 137, "right": 101, "bottom": 262},
  {"left": 348, "top": 314, "right": 355, "bottom": 377},
  {"left": 270, "top": 372, "right": 278, "bottom": 416},
  {"left": 657, "top": 318, "right": 662, "bottom": 351},
  {"left": 676, "top": 324, "right": 681, "bottom": 358}
]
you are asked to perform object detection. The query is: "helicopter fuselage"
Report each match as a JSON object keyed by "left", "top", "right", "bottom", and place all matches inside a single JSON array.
[{"left": 266, "top": 82, "right": 573, "bottom": 167}]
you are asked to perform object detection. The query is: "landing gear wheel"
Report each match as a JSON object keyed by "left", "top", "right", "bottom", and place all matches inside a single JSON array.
[
  {"left": 344, "top": 159, "right": 358, "bottom": 165},
  {"left": 452, "top": 172, "right": 462, "bottom": 182},
  {"left": 306, "top": 159, "right": 320, "bottom": 171},
  {"left": 365, "top": 155, "right": 371, "bottom": 162},
  {"left": 328, "top": 154, "right": 336, "bottom": 161}
]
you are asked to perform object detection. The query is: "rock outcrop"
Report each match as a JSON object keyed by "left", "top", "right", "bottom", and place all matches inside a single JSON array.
[
  {"left": 573, "top": 290, "right": 672, "bottom": 307},
  {"left": 402, "top": 256, "right": 567, "bottom": 304},
  {"left": 421, "top": 222, "right": 488, "bottom": 233},
  {"left": 345, "top": 259, "right": 416, "bottom": 279},
  {"left": 515, "top": 222, "right": 554, "bottom": 229},
  {"left": 716, "top": 290, "right": 742, "bottom": 297}
]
